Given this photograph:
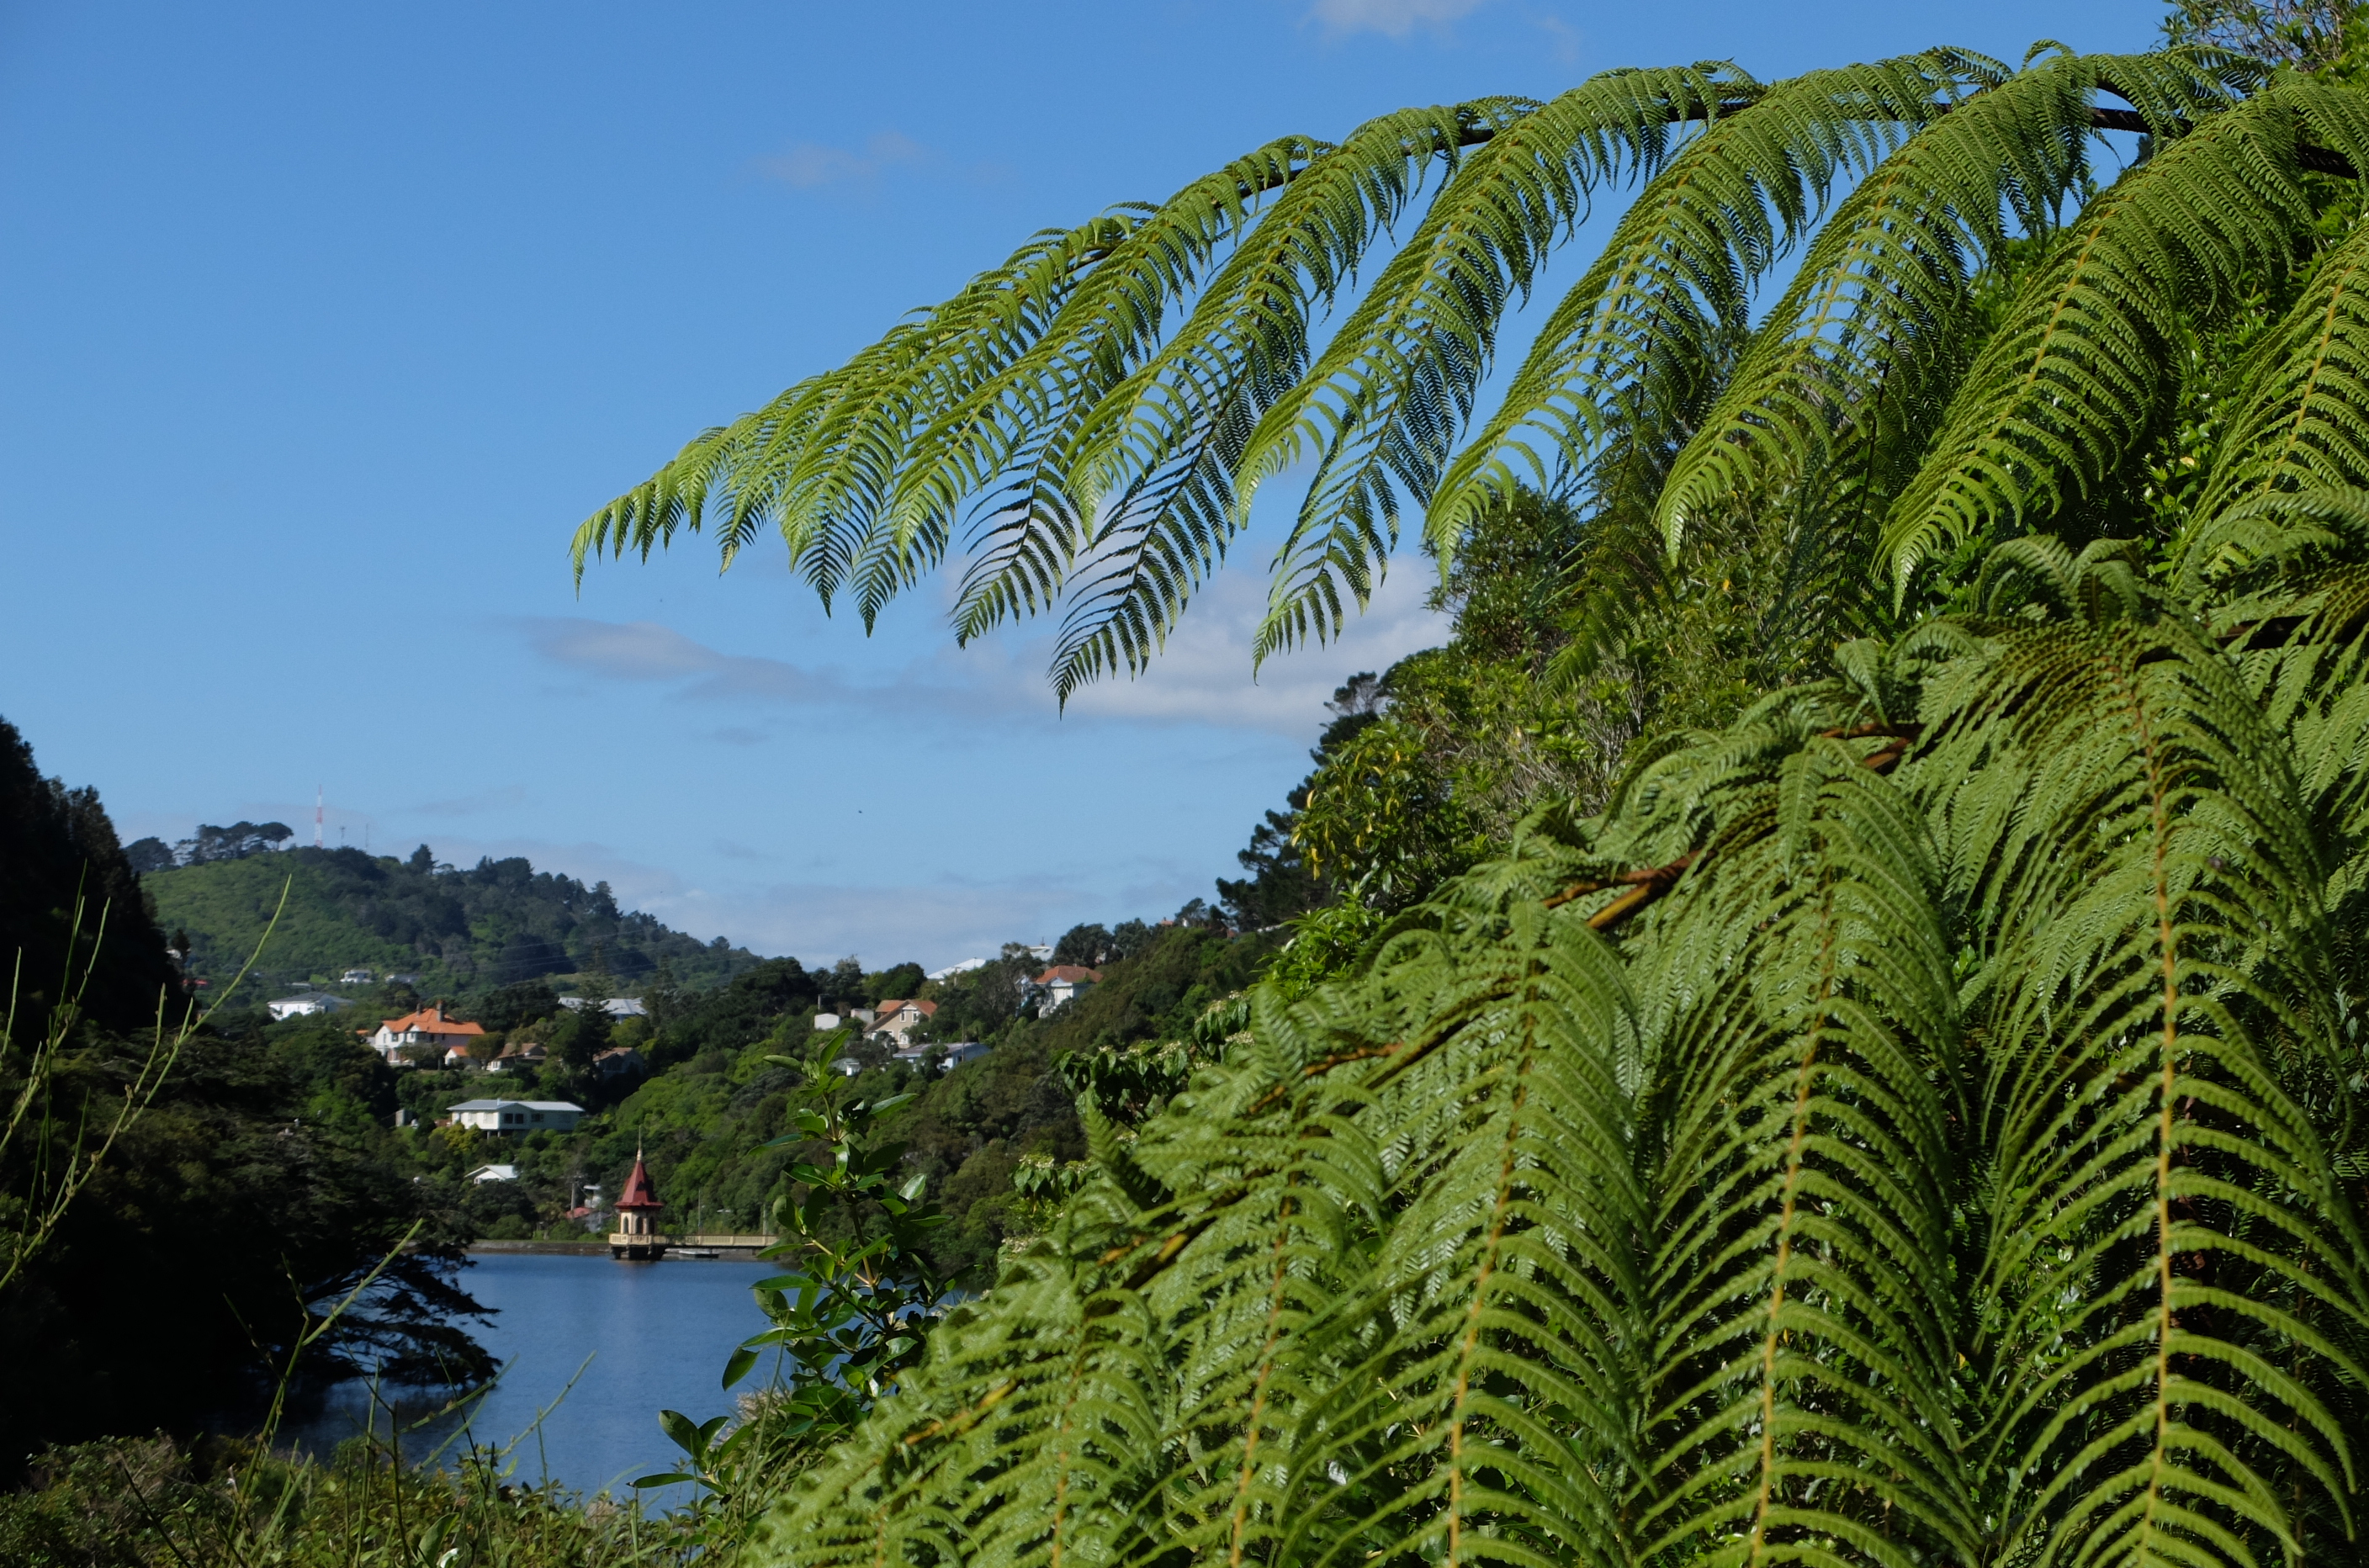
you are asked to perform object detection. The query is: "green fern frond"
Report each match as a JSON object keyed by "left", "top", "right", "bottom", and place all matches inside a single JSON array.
[
  {"left": 1241, "top": 62, "right": 1759, "bottom": 665},
  {"left": 1883, "top": 90, "right": 2317, "bottom": 592},
  {"left": 1924, "top": 612, "right": 2366, "bottom": 1568},
  {"left": 1277, "top": 900, "right": 1646, "bottom": 1568},
  {"left": 1655, "top": 53, "right": 2181, "bottom": 545},
  {"left": 2197, "top": 214, "right": 2369, "bottom": 521},
  {"left": 1428, "top": 53, "right": 2006, "bottom": 559}
]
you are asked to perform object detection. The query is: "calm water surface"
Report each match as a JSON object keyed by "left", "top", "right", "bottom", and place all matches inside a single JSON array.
[{"left": 284, "top": 1253, "right": 776, "bottom": 1507}]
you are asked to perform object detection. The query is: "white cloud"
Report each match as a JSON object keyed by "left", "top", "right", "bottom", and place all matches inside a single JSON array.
[
  {"left": 518, "top": 559, "right": 1450, "bottom": 739},
  {"left": 1033, "top": 559, "right": 1447, "bottom": 729},
  {"left": 755, "top": 130, "right": 927, "bottom": 189},
  {"left": 1308, "top": 0, "right": 1488, "bottom": 37}
]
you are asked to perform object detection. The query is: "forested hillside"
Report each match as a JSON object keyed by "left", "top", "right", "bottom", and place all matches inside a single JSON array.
[
  {"left": 0, "top": 718, "right": 485, "bottom": 1480},
  {"left": 379, "top": 918, "right": 1278, "bottom": 1280},
  {"left": 145, "top": 843, "right": 762, "bottom": 999}
]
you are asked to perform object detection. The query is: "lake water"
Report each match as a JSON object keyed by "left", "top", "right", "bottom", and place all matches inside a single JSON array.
[{"left": 281, "top": 1252, "right": 776, "bottom": 1508}]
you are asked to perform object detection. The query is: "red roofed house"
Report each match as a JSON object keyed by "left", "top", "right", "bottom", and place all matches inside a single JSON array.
[
  {"left": 1028, "top": 967, "right": 1102, "bottom": 1012},
  {"left": 367, "top": 1005, "right": 485, "bottom": 1067},
  {"left": 863, "top": 999, "right": 936, "bottom": 1046},
  {"left": 610, "top": 1149, "right": 666, "bottom": 1261}
]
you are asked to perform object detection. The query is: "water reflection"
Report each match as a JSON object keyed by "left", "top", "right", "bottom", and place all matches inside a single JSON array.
[{"left": 278, "top": 1253, "right": 776, "bottom": 1510}]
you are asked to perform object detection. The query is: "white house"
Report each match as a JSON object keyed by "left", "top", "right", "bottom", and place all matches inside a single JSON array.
[
  {"left": 926, "top": 957, "right": 987, "bottom": 982},
  {"left": 559, "top": 996, "right": 648, "bottom": 1018},
  {"left": 1026, "top": 967, "right": 1102, "bottom": 1011},
  {"left": 467, "top": 1163, "right": 519, "bottom": 1183},
  {"left": 268, "top": 993, "right": 351, "bottom": 1021},
  {"left": 814, "top": 1012, "right": 842, "bottom": 1030},
  {"left": 341, "top": 968, "right": 374, "bottom": 985},
  {"left": 448, "top": 1099, "right": 583, "bottom": 1133},
  {"left": 865, "top": 999, "right": 936, "bottom": 1046},
  {"left": 368, "top": 1005, "right": 486, "bottom": 1064},
  {"left": 892, "top": 1040, "right": 988, "bottom": 1072}
]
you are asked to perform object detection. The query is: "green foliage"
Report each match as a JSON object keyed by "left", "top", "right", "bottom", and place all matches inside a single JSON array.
[
  {"left": 725, "top": 505, "right": 2369, "bottom": 1567},
  {"left": 572, "top": 45, "right": 2369, "bottom": 714},
  {"left": 0, "top": 1428, "right": 682, "bottom": 1567},
  {"left": 143, "top": 844, "right": 762, "bottom": 999}
]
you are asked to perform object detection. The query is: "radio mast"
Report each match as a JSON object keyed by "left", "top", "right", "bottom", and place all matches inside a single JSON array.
[{"left": 315, "top": 786, "right": 324, "bottom": 849}]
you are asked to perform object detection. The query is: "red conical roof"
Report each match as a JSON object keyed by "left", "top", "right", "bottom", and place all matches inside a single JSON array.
[{"left": 615, "top": 1152, "right": 663, "bottom": 1210}]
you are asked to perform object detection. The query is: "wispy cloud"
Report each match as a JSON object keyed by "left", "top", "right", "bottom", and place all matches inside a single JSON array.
[
  {"left": 1308, "top": 0, "right": 1489, "bottom": 37},
  {"left": 403, "top": 785, "right": 531, "bottom": 818},
  {"left": 755, "top": 130, "right": 927, "bottom": 189},
  {"left": 518, "top": 561, "right": 1449, "bottom": 739}
]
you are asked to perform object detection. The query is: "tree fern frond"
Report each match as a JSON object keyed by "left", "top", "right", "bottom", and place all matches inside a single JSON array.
[
  {"left": 1884, "top": 91, "right": 2316, "bottom": 592},
  {"left": 573, "top": 217, "right": 1134, "bottom": 612},
  {"left": 1428, "top": 52, "right": 2007, "bottom": 560},
  {"left": 1629, "top": 735, "right": 1970, "bottom": 1568},
  {"left": 2197, "top": 215, "right": 2369, "bottom": 521},
  {"left": 1923, "top": 612, "right": 2366, "bottom": 1568},
  {"left": 1656, "top": 53, "right": 2202, "bottom": 545},
  {"left": 1278, "top": 899, "right": 1646, "bottom": 1568},
  {"left": 1023, "top": 103, "right": 1536, "bottom": 691},
  {"left": 1241, "top": 62, "right": 1761, "bottom": 665}
]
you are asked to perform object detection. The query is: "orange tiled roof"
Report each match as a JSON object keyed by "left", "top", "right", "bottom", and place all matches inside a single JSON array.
[
  {"left": 1032, "top": 967, "right": 1102, "bottom": 986},
  {"left": 378, "top": 1005, "right": 485, "bottom": 1039}
]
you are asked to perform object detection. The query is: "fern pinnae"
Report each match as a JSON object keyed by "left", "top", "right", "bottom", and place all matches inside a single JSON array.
[
  {"left": 1945, "top": 612, "right": 2367, "bottom": 1568},
  {"left": 1655, "top": 52, "right": 2139, "bottom": 547},
  {"left": 1242, "top": 63, "right": 1756, "bottom": 664},
  {"left": 2195, "top": 219, "right": 2369, "bottom": 522},
  {"left": 1632, "top": 737, "right": 1968, "bottom": 1568},
  {"left": 1427, "top": 55, "right": 1995, "bottom": 560},
  {"left": 1884, "top": 89, "right": 2320, "bottom": 594},
  {"left": 1027, "top": 104, "right": 1527, "bottom": 689},
  {"left": 1275, "top": 903, "right": 1646, "bottom": 1568}
]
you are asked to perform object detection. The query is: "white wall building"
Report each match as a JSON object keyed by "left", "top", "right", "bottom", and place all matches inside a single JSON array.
[
  {"left": 368, "top": 1005, "right": 485, "bottom": 1064},
  {"left": 268, "top": 993, "right": 350, "bottom": 1021},
  {"left": 448, "top": 1099, "right": 584, "bottom": 1133},
  {"left": 558, "top": 996, "right": 647, "bottom": 1018}
]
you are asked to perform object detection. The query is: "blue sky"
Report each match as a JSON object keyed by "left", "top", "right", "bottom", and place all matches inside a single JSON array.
[{"left": 0, "top": 0, "right": 2163, "bottom": 968}]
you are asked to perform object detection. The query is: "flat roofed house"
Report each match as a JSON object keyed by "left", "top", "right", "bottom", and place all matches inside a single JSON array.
[
  {"left": 368, "top": 1005, "right": 485, "bottom": 1066},
  {"left": 448, "top": 1099, "right": 584, "bottom": 1133},
  {"left": 268, "top": 993, "right": 350, "bottom": 1021}
]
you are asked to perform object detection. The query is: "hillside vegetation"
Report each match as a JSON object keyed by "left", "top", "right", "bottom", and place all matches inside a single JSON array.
[{"left": 145, "top": 844, "right": 762, "bottom": 999}]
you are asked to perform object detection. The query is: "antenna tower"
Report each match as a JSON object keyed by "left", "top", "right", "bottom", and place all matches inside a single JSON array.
[{"left": 315, "top": 786, "right": 324, "bottom": 849}]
